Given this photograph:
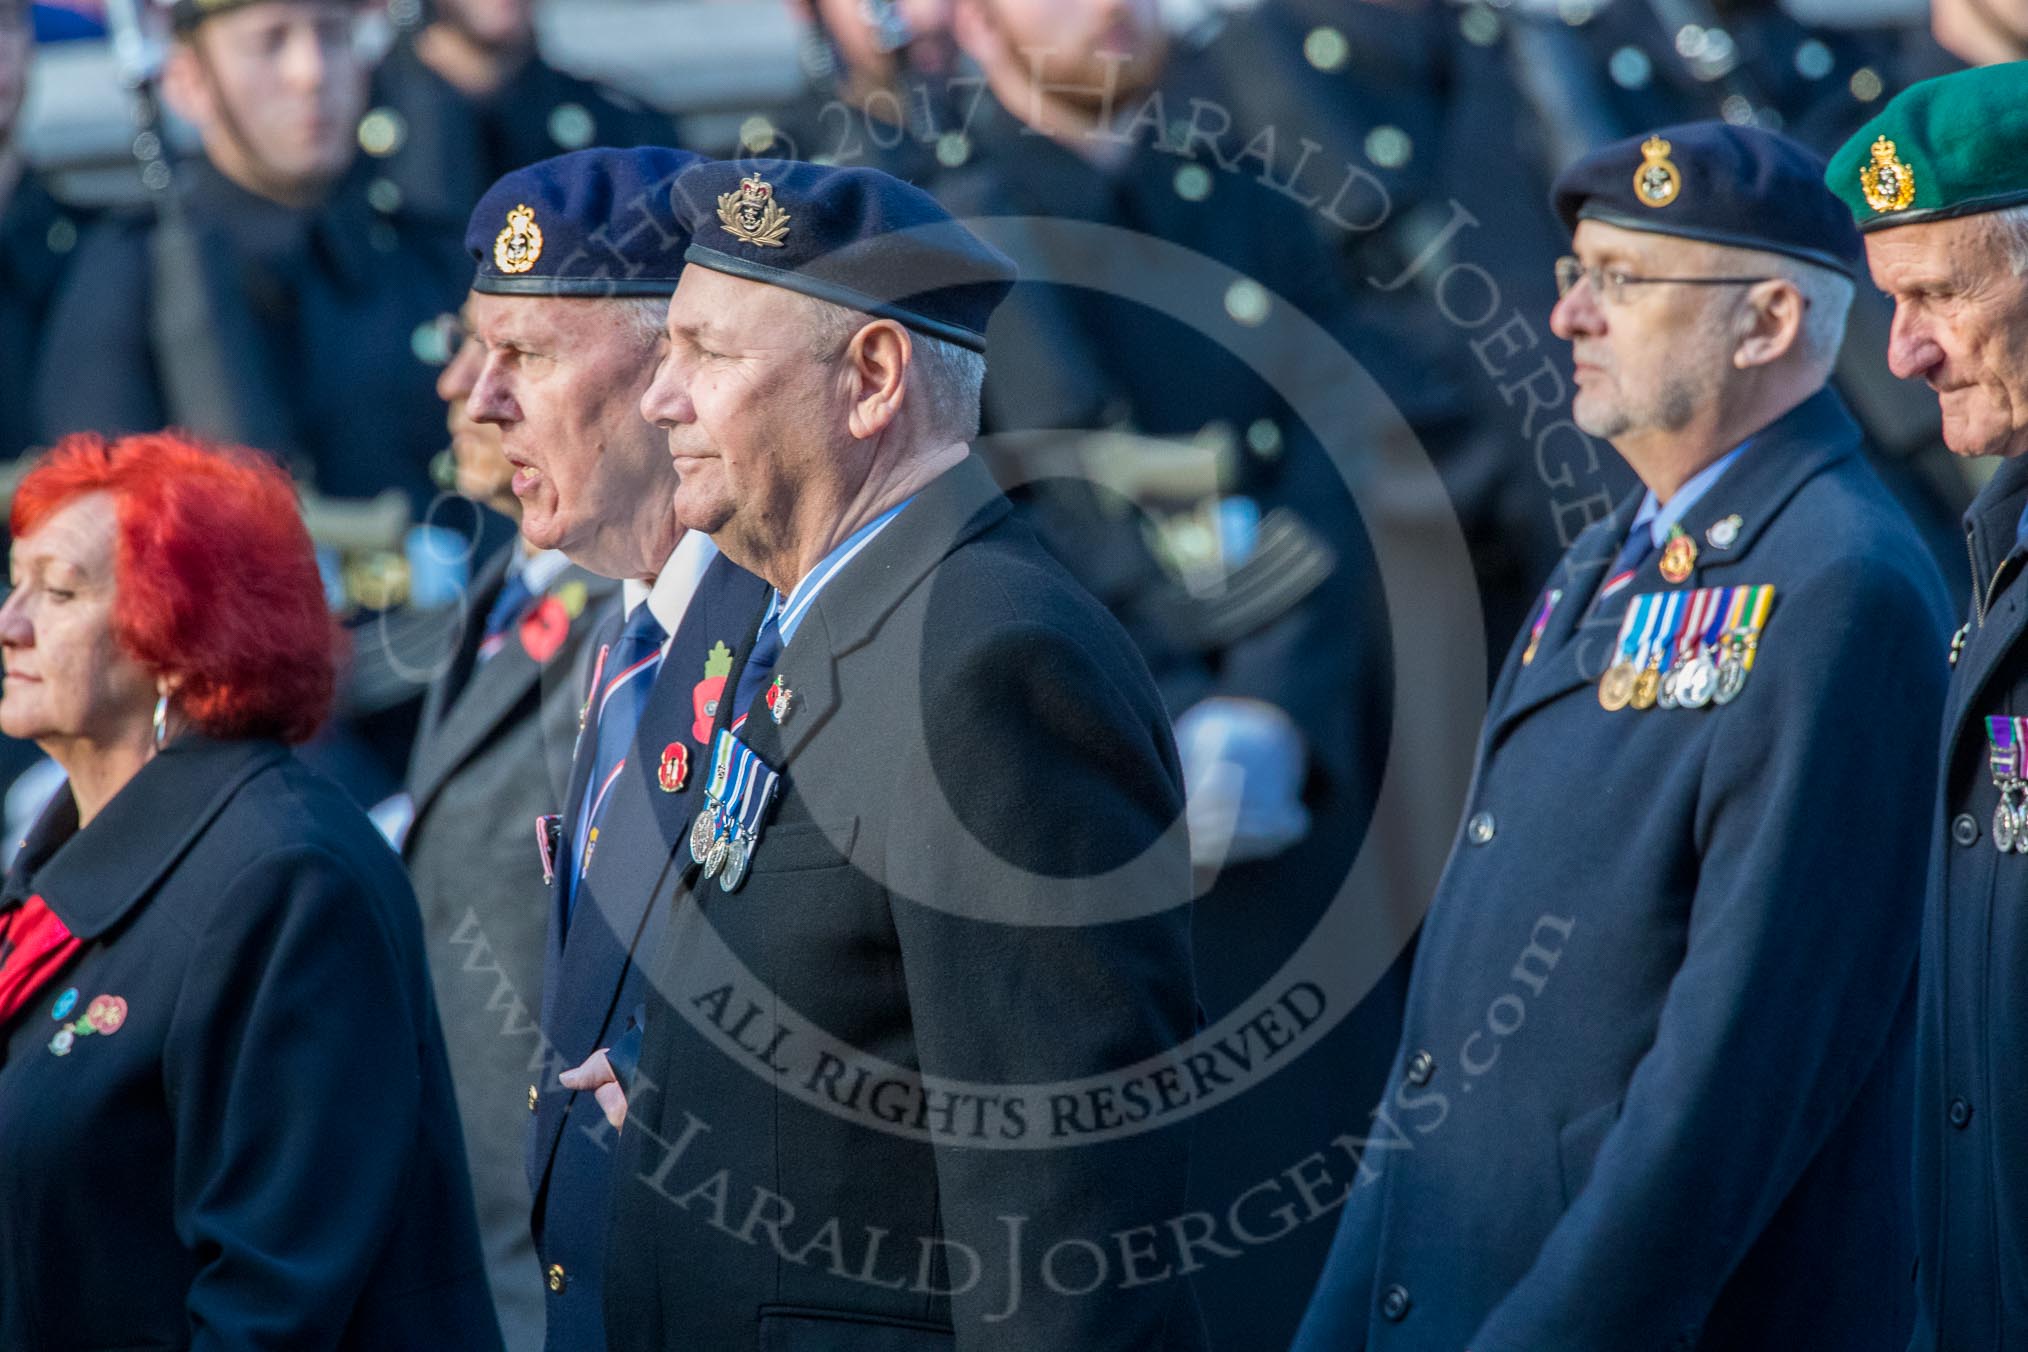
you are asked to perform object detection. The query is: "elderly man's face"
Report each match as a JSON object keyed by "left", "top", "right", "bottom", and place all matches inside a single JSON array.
[
  {"left": 642, "top": 268, "right": 864, "bottom": 562},
  {"left": 1549, "top": 220, "right": 1746, "bottom": 444},
  {"left": 466, "top": 292, "right": 677, "bottom": 576},
  {"left": 1867, "top": 213, "right": 2028, "bottom": 459}
]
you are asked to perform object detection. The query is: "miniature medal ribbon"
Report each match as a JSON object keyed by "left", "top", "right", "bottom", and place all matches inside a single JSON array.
[{"left": 1521, "top": 589, "right": 1562, "bottom": 667}]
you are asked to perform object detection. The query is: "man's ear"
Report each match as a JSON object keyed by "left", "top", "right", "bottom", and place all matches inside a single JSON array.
[
  {"left": 159, "top": 39, "right": 212, "bottom": 129},
  {"left": 1734, "top": 278, "right": 1804, "bottom": 370},
  {"left": 845, "top": 319, "right": 910, "bottom": 439}
]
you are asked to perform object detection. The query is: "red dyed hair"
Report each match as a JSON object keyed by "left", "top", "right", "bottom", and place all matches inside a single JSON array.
[{"left": 12, "top": 432, "right": 338, "bottom": 744}]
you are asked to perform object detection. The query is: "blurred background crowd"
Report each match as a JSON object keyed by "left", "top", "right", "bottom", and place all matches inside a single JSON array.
[{"left": 0, "top": 0, "right": 2013, "bottom": 1345}]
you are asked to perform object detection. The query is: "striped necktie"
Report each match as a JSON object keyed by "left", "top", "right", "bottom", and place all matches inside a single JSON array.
[{"left": 567, "top": 602, "right": 667, "bottom": 924}]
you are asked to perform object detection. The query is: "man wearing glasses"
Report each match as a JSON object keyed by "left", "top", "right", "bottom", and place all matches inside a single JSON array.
[{"left": 1294, "top": 122, "right": 1950, "bottom": 1352}]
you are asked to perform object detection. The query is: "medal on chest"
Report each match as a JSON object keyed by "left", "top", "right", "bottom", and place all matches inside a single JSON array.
[
  {"left": 1598, "top": 583, "right": 1777, "bottom": 713},
  {"left": 688, "top": 729, "right": 784, "bottom": 893},
  {"left": 1986, "top": 715, "right": 2028, "bottom": 855}
]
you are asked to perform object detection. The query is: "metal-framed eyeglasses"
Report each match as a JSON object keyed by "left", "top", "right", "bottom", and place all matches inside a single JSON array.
[{"left": 1555, "top": 256, "right": 1780, "bottom": 306}]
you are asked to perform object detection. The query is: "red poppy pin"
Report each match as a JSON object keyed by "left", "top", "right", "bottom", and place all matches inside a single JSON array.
[
  {"left": 692, "top": 641, "right": 734, "bottom": 744},
  {"left": 520, "top": 595, "right": 570, "bottom": 664},
  {"left": 658, "top": 742, "right": 689, "bottom": 793}
]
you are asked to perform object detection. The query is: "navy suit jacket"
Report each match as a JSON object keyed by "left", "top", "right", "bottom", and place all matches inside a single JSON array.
[
  {"left": 528, "top": 547, "right": 769, "bottom": 1351},
  {"left": 1294, "top": 388, "right": 1950, "bottom": 1351}
]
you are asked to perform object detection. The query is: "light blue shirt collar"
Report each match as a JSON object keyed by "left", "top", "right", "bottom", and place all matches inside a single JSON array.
[
  {"left": 766, "top": 498, "right": 914, "bottom": 645},
  {"left": 1630, "top": 441, "right": 1749, "bottom": 550}
]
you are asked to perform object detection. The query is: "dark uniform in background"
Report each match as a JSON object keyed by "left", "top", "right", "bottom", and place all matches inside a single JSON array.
[
  {"left": 35, "top": 156, "right": 466, "bottom": 515},
  {"left": 1823, "top": 66, "right": 2028, "bottom": 1352},
  {"left": 363, "top": 19, "right": 690, "bottom": 228},
  {"left": 0, "top": 167, "right": 85, "bottom": 463},
  {"left": 1297, "top": 125, "right": 1951, "bottom": 1352},
  {"left": 402, "top": 538, "right": 618, "bottom": 1352}
]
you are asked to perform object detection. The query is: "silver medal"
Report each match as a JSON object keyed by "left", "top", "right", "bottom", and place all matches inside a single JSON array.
[
  {"left": 703, "top": 831, "right": 730, "bottom": 878},
  {"left": 719, "top": 834, "right": 751, "bottom": 892},
  {"left": 1713, "top": 653, "right": 1747, "bottom": 705},
  {"left": 1998, "top": 792, "right": 2018, "bottom": 854},
  {"left": 1677, "top": 654, "right": 1717, "bottom": 709},
  {"left": 2012, "top": 797, "right": 2028, "bottom": 855},
  {"left": 1657, "top": 664, "right": 1681, "bottom": 710},
  {"left": 690, "top": 804, "right": 718, "bottom": 866}
]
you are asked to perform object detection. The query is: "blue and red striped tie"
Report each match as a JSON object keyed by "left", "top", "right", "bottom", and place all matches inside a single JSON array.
[{"left": 567, "top": 602, "right": 667, "bottom": 925}]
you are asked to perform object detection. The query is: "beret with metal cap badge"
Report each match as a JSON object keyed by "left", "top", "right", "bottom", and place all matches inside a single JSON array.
[
  {"left": 1553, "top": 121, "right": 1863, "bottom": 278},
  {"left": 669, "top": 159, "right": 1016, "bottom": 352},
  {"left": 1826, "top": 63, "right": 2028, "bottom": 232},
  {"left": 466, "top": 147, "right": 707, "bottom": 298}
]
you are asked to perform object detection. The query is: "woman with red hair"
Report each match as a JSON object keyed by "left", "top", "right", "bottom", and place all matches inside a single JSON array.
[{"left": 0, "top": 432, "right": 503, "bottom": 1350}]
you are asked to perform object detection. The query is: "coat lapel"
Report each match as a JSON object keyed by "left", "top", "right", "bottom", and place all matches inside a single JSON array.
[{"left": 1945, "top": 454, "right": 2028, "bottom": 738}]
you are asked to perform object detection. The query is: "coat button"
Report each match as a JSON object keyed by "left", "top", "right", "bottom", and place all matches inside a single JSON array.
[
  {"left": 1953, "top": 813, "right": 1980, "bottom": 847},
  {"left": 1380, "top": 1283, "right": 1412, "bottom": 1322},
  {"left": 546, "top": 1264, "right": 568, "bottom": 1293},
  {"left": 528, "top": 1084, "right": 539, "bottom": 1112},
  {"left": 1405, "top": 1050, "right": 1435, "bottom": 1087},
  {"left": 1466, "top": 812, "right": 1496, "bottom": 845},
  {"left": 1949, "top": 1097, "right": 1973, "bottom": 1130}
]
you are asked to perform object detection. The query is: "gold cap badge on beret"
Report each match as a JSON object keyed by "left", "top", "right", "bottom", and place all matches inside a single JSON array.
[
  {"left": 717, "top": 175, "right": 792, "bottom": 248},
  {"left": 494, "top": 203, "right": 544, "bottom": 274},
  {"left": 1860, "top": 136, "right": 1917, "bottom": 214},
  {"left": 1634, "top": 137, "right": 1681, "bottom": 209}
]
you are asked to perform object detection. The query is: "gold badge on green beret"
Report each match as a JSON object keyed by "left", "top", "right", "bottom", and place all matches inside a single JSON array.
[
  {"left": 1827, "top": 64, "right": 2028, "bottom": 232},
  {"left": 1860, "top": 136, "right": 1916, "bottom": 215},
  {"left": 1634, "top": 136, "right": 1681, "bottom": 209}
]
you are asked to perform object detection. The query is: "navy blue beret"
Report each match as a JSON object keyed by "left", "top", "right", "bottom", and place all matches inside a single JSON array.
[
  {"left": 1552, "top": 122, "right": 1863, "bottom": 278},
  {"left": 669, "top": 160, "right": 1016, "bottom": 353},
  {"left": 466, "top": 147, "right": 707, "bottom": 298}
]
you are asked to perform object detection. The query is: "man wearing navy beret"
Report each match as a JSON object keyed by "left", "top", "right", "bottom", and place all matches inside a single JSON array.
[
  {"left": 1294, "top": 122, "right": 1951, "bottom": 1351},
  {"left": 1828, "top": 63, "right": 2028, "bottom": 1351},
  {"left": 454, "top": 146, "right": 771, "bottom": 1352},
  {"left": 564, "top": 159, "right": 1207, "bottom": 1349}
]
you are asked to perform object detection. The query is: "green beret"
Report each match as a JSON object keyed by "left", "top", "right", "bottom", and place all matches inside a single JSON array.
[{"left": 1825, "top": 62, "right": 2028, "bottom": 232}]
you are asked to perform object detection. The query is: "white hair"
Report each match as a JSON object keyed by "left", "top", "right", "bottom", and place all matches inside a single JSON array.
[
  {"left": 1991, "top": 203, "right": 2028, "bottom": 278},
  {"left": 619, "top": 295, "right": 668, "bottom": 345},
  {"left": 1722, "top": 246, "right": 1855, "bottom": 380},
  {"left": 801, "top": 297, "right": 986, "bottom": 442}
]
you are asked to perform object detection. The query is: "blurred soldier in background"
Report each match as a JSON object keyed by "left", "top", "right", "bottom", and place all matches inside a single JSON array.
[
  {"left": 397, "top": 305, "right": 619, "bottom": 1352},
  {"left": 0, "top": 0, "right": 87, "bottom": 465},
  {"left": 34, "top": 0, "right": 467, "bottom": 516},
  {"left": 361, "top": 0, "right": 692, "bottom": 227}
]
